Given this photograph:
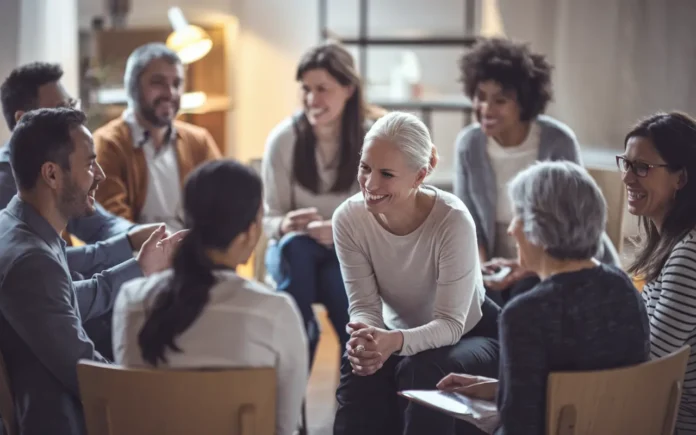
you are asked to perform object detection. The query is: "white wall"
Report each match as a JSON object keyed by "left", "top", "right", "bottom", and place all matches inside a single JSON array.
[
  {"left": 0, "top": 0, "right": 21, "bottom": 143},
  {"left": 0, "top": 0, "right": 79, "bottom": 144},
  {"left": 19, "top": 0, "right": 79, "bottom": 96}
]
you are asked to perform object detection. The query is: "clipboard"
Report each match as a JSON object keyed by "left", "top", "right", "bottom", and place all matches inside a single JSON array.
[{"left": 399, "top": 390, "right": 499, "bottom": 433}]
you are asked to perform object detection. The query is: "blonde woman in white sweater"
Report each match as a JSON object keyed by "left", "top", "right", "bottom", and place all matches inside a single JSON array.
[{"left": 332, "top": 112, "right": 500, "bottom": 435}]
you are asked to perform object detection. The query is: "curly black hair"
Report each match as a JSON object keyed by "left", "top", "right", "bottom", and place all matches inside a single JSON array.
[
  {"left": 459, "top": 38, "right": 553, "bottom": 122},
  {"left": 0, "top": 62, "right": 63, "bottom": 131}
]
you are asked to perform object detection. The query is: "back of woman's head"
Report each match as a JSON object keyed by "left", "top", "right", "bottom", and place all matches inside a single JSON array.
[
  {"left": 364, "top": 111, "right": 439, "bottom": 176},
  {"left": 138, "top": 159, "right": 263, "bottom": 366},
  {"left": 508, "top": 160, "right": 607, "bottom": 260},
  {"left": 625, "top": 111, "right": 696, "bottom": 281},
  {"left": 293, "top": 41, "right": 382, "bottom": 194}
]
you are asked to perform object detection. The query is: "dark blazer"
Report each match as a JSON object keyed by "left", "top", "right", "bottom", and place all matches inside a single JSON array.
[{"left": 0, "top": 197, "right": 139, "bottom": 435}]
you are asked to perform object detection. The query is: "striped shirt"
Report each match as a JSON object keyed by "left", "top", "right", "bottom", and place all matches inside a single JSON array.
[{"left": 642, "top": 229, "right": 696, "bottom": 434}]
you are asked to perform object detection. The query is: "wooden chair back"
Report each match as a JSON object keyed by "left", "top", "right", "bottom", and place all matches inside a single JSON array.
[
  {"left": 547, "top": 345, "right": 690, "bottom": 435},
  {"left": 77, "top": 361, "right": 276, "bottom": 435}
]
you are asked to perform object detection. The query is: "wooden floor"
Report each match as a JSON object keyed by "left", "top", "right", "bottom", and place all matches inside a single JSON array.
[{"left": 305, "top": 309, "right": 341, "bottom": 435}]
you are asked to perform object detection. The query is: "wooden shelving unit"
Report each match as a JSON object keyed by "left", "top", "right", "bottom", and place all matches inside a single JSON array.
[
  {"left": 80, "top": 24, "right": 231, "bottom": 155},
  {"left": 318, "top": 0, "right": 478, "bottom": 134}
]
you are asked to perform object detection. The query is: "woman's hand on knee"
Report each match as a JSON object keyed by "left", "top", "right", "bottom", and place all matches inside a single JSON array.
[{"left": 436, "top": 373, "right": 499, "bottom": 401}]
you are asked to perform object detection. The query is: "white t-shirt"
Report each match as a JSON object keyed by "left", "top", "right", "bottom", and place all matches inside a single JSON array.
[
  {"left": 122, "top": 110, "right": 183, "bottom": 232},
  {"left": 332, "top": 187, "right": 486, "bottom": 356},
  {"left": 113, "top": 270, "right": 308, "bottom": 435},
  {"left": 487, "top": 122, "right": 541, "bottom": 258}
]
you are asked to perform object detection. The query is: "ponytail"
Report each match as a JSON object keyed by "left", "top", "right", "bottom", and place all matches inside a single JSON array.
[{"left": 138, "top": 230, "right": 216, "bottom": 366}]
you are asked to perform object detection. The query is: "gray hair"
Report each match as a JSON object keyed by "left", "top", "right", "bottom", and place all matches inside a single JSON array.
[
  {"left": 507, "top": 160, "right": 607, "bottom": 260},
  {"left": 363, "top": 111, "right": 438, "bottom": 174},
  {"left": 123, "top": 43, "right": 181, "bottom": 110}
]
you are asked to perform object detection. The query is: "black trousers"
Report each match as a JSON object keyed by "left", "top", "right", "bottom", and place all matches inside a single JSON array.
[
  {"left": 333, "top": 297, "right": 501, "bottom": 435},
  {"left": 485, "top": 275, "right": 541, "bottom": 308}
]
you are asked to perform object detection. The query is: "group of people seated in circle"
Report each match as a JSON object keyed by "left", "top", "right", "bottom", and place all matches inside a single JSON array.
[
  {"left": 256, "top": 37, "right": 696, "bottom": 435},
  {"left": 0, "top": 33, "right": 694, "bottom": 435}
]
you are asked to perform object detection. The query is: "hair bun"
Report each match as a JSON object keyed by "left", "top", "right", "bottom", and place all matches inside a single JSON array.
[{"left": 428, "top": 144, "right": 439, "bottom": 174}]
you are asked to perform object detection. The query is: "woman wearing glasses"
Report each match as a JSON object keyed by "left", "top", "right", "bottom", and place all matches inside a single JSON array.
[{"left": 618, "top": 111, "right": 696, "bottom": 434}]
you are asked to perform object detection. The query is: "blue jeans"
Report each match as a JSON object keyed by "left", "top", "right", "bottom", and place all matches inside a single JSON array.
[{"left": 265, "top": 233, "right": 350, "bottom": 367}]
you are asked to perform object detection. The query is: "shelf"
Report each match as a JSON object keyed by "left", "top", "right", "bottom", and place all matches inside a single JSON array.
[
  {"left": 371, "top": 95, "right": 473, "bottom": 112},
  {"left": 94, "top": 88, "right": 231, "bottom": 114},
  {"left": 323, "top": 29, "right": 478, "bottom": 47}
]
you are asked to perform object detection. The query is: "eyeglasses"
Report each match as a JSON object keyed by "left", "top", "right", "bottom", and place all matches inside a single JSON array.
[{"left": 616, "top": 156, "right": 669, "bottom": 178}]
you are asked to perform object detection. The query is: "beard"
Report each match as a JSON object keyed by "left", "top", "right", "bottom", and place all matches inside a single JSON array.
[
  {"left": 139, "top": 96, "right": 179, "bottom": 127},
  {"left": 59, "top": 176, "right": 96, "bottom": 221}
]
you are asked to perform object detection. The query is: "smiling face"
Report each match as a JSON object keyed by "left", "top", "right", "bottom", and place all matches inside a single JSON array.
[
  {"left": 620, "top": 136, "right": 685, "bottom": 228},
  {"left": 57, "top": 125, "right": 104, "bottom": 219},
  {"left": 137, "top": 57, "right": 184, "bottom": 127},
  {"left": 300, "top": 68, "right": 354, "bottom": 128},
  {"left": 473, "top": 80, "right": 524, "bottom": 138},
  {"left": 358, "top": 138, "right": 426, "bottom": 214}
]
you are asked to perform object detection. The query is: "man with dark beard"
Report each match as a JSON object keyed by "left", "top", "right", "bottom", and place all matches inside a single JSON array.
[
  {"left": 0, "top": 62, "right": 174, "bottom": 360},
  {"left": 93, "top": 43, "right": 221, "bottom": 231},
  {"left": 0, "top": 108, "right": 184, "bottom": 435}
]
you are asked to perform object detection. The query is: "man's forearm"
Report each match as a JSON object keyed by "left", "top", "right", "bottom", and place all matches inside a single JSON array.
[
  {"left": 73, "top": 259, "right": 142, "bottom": 321},
  {"left": 66, "top": 233, "right": 134, "bottom": 277}
]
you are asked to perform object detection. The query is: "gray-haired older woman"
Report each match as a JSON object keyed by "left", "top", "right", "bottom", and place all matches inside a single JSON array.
[{"left": 438, "top": 161, "right": 650, "bottom": 435}]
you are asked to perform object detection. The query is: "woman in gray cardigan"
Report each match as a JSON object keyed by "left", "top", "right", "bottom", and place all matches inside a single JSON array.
[{"left": 454, "top": 38, "right": 619, "bottom": 306}]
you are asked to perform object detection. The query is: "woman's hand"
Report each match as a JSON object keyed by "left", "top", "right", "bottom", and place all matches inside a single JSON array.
[
  {"left": 437, "top": 373, "right": 499, "bottom": 401},
  {"left": 345, "top": 322, "right": 403, "bottom": 376},
  {"left": 306, "top": 220, "right": 334, "bottom": 246},
  {"left": 280, "top": 207, "right": 322, "bottom": 235},
  {"left": 482, "top": 257, "right": 535, "bottom": 291}
]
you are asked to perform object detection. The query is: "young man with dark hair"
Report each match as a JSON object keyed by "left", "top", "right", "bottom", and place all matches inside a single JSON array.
[
  {"left": 0, "top": 108, "right": 183, "bottom": 435},
  {"left": 0, "top": 62, "right": 174, "bottom": 360},
  {"left": 0, "top": 61, "right": 159, "bottom": 249}
]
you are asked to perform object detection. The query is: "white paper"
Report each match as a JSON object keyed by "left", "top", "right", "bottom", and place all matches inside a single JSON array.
[{"left": 400, "top": 390, "right": 500, "bottom": 433}]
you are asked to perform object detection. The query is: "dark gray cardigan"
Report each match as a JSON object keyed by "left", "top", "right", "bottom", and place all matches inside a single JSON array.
[{"left": 453, "top": 115, "right": 620, "bottom": 266}]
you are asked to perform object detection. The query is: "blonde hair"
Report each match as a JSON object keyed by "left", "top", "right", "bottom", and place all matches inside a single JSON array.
[{"left": 363, "top": 111, "right": 438, "bottom": 175}]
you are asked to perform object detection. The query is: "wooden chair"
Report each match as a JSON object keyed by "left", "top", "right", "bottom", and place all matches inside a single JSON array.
[
  {"left": 77, "top": 361, "right": 276, "bottom": 435},
  {"left": 547, "top": 345, "right": 690, "bottom": 435},
  {"left": 0, "top": 349, "right": 17, "bottom": 435}
]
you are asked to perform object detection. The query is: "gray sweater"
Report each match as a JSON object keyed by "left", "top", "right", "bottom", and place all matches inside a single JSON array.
[{"left": 453, "top": 115, "right": 620, "bottom": 266}]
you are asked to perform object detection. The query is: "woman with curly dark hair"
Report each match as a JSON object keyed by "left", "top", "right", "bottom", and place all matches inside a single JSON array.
[{"left": 454, "top": 37, "right": 619, "bottom": 307}]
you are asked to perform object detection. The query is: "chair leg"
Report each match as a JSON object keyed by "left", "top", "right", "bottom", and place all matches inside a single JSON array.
[{"left": 298, "top": 399, "right": 308, "bottom": 435}]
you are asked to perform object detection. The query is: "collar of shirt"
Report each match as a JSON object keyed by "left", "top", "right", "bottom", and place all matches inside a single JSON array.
[
  {"left": 6, "top": 195, "right": 66, "bottom": 256},
  {"left": 122, "top": 108, "right": 178, "bottom": 151}
]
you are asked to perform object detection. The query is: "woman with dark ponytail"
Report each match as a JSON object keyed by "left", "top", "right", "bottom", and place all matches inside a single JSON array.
[{"left": 112, "top": 159, "right": 308, "bottom": 435}]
